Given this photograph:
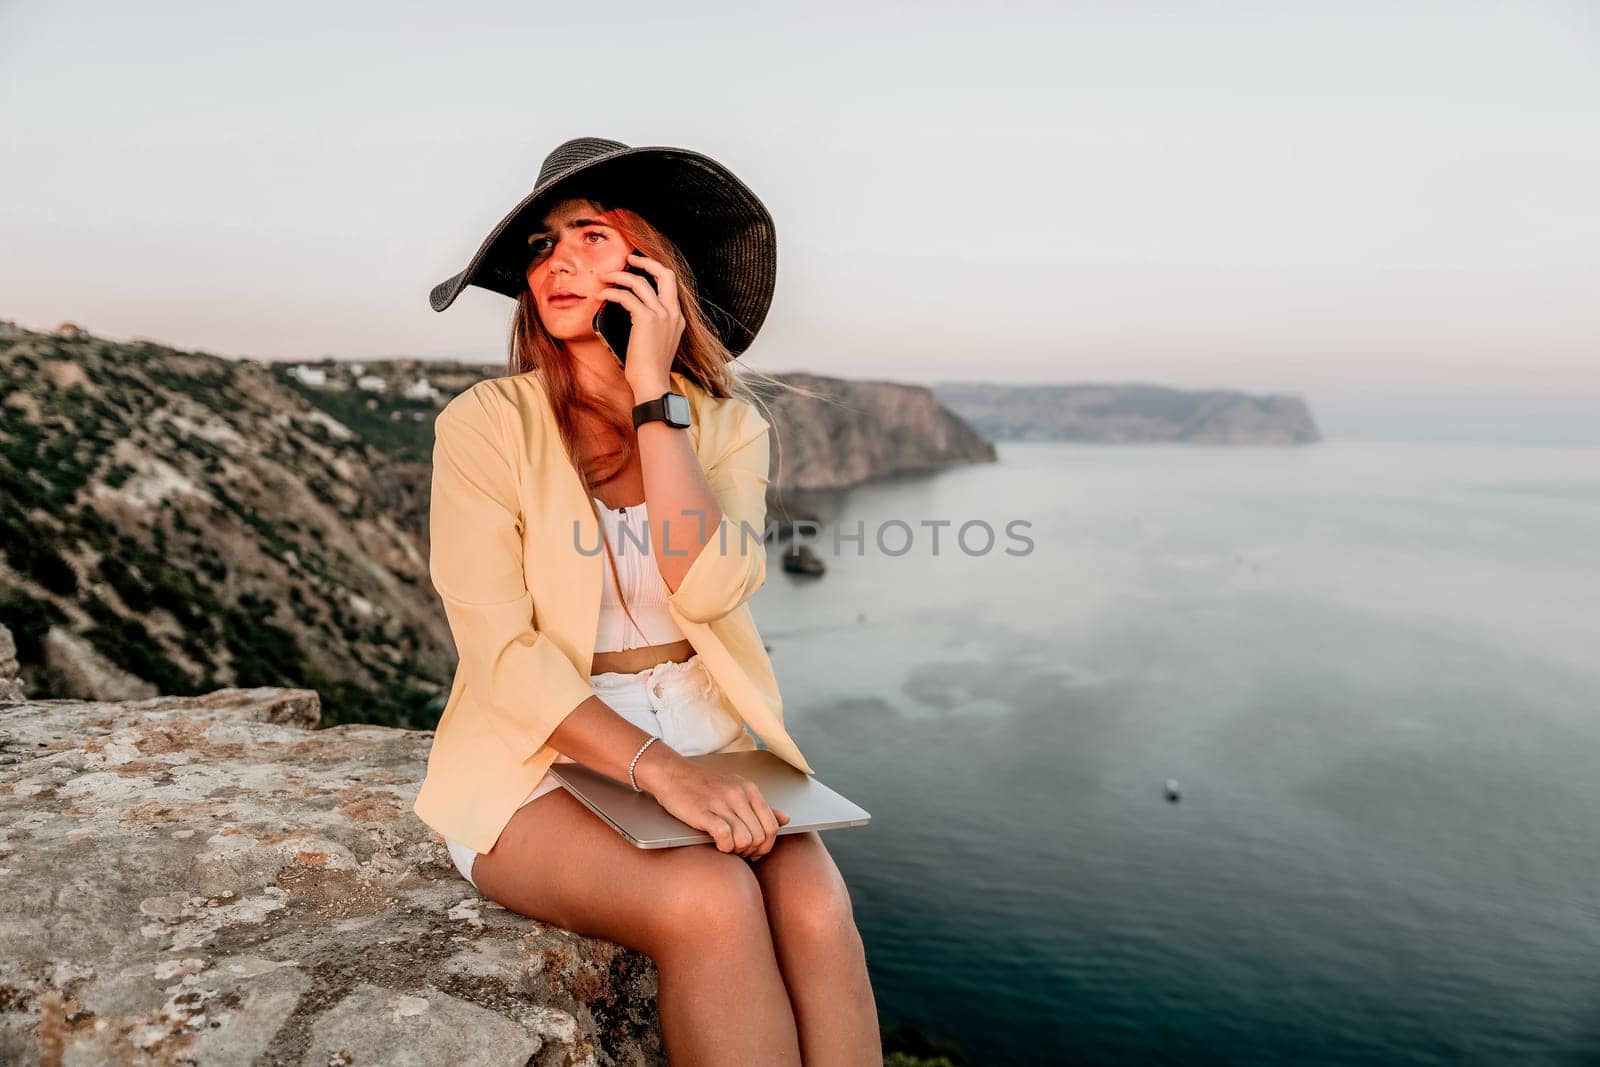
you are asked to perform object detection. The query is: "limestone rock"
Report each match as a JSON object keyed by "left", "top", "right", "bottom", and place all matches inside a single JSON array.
[{"left": 0, "top": 688, "right": 665, "bottom": 1065}]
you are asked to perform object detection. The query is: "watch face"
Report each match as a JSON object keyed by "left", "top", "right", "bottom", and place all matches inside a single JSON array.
[{"left": 665, "top": 392, "right": 691, "bottom": 427}]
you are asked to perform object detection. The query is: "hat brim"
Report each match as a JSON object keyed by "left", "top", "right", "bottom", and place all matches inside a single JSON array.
[{"left": 429, "top": 146, "right": 776, "bottom": 357}]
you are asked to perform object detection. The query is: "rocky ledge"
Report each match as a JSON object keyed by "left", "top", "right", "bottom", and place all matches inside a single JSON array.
[{"left": 0, "top": 689, "right": 663, "bottom": 1066}]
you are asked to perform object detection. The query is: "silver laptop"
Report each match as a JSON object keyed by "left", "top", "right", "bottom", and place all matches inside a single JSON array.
[{"left": 547, "top": 748, "right": 871, "bottom": 849}]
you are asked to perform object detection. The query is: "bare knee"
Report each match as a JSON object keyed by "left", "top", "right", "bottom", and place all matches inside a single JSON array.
[
  {"left": 646, "top": 849, "right": 769, "bottom": 958},
  {"left": 759, "top": 837, "right": 860, "bottom": 950},
  {"left": 777, "top": 875, "right": 857, "bottom": 951}
]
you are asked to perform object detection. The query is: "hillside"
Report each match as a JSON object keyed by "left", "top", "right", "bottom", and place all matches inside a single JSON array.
[
  {"left": 0, "top": 323, "right": 451, "bottom": 727},
  {"left": 931, "top": 381, "right": 1321, "bottom": 444}
]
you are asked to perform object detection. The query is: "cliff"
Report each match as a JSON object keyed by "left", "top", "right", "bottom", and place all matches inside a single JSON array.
[
  {"left": 0, "top": 682, "right": 666, "bottom": 1066},
  {"left": 930, "top": 381, "right": 1321, "bottom": 444},
  {"left": 749, "top": 372, "right": 997, "bottom": 492}
]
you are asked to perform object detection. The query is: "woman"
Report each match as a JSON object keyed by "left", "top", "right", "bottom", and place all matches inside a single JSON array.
[{"left": 414, "top": 138, "right": 880, "bottom": 1065}]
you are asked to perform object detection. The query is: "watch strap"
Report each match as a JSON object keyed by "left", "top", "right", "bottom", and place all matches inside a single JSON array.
[{"left": 632, "top": 391, "right": 689, "bottom": 429}]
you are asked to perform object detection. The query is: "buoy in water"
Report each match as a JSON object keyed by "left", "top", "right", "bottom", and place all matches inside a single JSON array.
[{"left": 1164, "top": 778, "right": 1182, "bottom": 803}]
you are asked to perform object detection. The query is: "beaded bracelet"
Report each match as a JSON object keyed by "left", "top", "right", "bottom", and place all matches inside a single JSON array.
[{"left": 628, "top": 735, "right": 661, "bottom": 792}]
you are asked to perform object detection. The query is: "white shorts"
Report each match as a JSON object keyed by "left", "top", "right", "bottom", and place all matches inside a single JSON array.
[{"left": 443, "top": 652, "right": 757, "bottom": 890}]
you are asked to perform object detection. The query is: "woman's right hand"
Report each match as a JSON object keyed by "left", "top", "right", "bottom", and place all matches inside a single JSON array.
[{"left": 637, "top": 747, "right": 790, "bottom": 860}]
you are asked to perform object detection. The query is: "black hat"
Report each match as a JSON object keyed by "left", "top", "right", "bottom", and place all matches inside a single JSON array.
[{"left": 429, "top": 136, "right": 777, "bottom": 358}]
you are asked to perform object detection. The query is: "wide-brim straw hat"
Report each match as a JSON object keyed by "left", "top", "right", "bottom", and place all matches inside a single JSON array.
[{"left": 429, "top": 136, "right": 777, "bottom": 358}]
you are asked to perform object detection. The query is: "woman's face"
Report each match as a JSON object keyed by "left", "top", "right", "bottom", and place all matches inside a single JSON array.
[{"left": 524, "top": 197, "right": 629, "bottom": 341}]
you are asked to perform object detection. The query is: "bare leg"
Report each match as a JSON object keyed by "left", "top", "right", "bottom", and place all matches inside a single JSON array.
[
  {"left": 471, "top": 789, "right": 803, "bottom": 1065},
  {"left": 752, "top": 831, "right": 881, "bottom": 1065}
]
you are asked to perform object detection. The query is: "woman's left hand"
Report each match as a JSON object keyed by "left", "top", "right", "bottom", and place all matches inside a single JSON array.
[{"left": 599, "top": 251, "right": 685, "bottom": 397}]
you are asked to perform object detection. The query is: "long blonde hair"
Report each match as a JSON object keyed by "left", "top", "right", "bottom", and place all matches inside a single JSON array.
[{"left": 506, "top": 198, "right": 823, "bottom": 641}]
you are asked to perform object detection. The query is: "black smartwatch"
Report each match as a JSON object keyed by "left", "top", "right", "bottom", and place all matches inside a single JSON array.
[{"left": 633, "top": 390, "right": 692, "bottom": 430}]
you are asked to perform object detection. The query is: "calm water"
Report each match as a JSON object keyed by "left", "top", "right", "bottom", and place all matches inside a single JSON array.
[{"left": 753, "top": 442, "right": 1600, "bottom": 1067}]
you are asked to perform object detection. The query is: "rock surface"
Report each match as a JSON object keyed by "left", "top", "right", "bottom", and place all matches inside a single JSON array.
[{"left": 0, "top": 687, "right": 665, "bottom": 1066}]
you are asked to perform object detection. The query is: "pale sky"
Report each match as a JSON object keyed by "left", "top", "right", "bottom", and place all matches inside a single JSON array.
[{"left": 3, "top": 1, "right": 1597, "bottom": 443}]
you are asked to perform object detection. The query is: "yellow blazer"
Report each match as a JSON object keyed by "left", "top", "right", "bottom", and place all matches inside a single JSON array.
[{"left": 413, "top": 368, "right": 816, "bottom": 854}]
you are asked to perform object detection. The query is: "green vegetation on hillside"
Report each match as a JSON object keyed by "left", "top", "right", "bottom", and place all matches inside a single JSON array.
[{"left": 0, "top": 328, "right": 447, "bottom": 729}]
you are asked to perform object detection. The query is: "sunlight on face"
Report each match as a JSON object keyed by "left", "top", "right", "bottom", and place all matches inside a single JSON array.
[{"left": 524, "top": 197, "right": 629, "bottom": 341}]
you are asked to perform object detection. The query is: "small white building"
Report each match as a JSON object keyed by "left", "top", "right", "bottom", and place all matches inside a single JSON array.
[
  {"left": 288, "top": 365, "right": 328, "bottom": 387},
  {"left": 403, "top": 377, "right": 439, "bottom": 400},
  {"left": 356, "top": 375, "right": 388, "bottom": 393}
]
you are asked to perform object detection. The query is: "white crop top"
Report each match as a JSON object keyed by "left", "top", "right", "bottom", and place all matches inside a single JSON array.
[{"left": 593, "top": 497, "right": 689, "bottom": 653}]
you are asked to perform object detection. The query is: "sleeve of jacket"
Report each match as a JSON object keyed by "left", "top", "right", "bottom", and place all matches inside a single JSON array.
[
  {"left": 665, "top": 402, "right": 773, "bottom": 625},
  {"left": 429, "top": 388, "right": 596, "bottom": 755}
]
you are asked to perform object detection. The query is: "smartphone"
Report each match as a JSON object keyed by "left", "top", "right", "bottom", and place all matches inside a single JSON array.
[{"left": 594, "top": 248, "right": 659, "bottom": 366}]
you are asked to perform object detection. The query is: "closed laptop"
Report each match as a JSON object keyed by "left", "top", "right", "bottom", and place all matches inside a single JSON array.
[{"left": 548, "top": 749, "right": 871, "bottom": 849}]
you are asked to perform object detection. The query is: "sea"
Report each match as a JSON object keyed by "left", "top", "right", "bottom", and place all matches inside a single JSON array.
[{"left": 752, "top": 441, "right": 1600, "bottom": 1067}]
